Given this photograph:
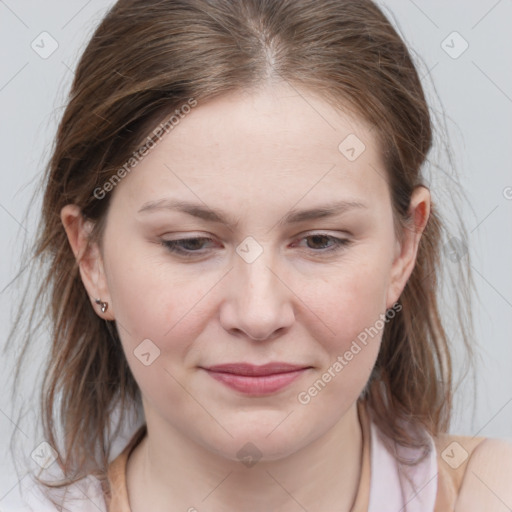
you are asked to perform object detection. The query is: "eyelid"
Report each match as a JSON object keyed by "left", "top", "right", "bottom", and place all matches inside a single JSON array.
[
  {"left": 298, "top": 229, "right": 353, "bottom": 238},
  {"left": 160, "top": 231, "right": 353, "bottom": 258},
  {"left": 160, "top": 230, "right": 351, "bottom": 244}
]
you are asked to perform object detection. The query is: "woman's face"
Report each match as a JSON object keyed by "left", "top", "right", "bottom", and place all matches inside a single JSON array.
[{"left": 78, "top": 82, "right": 428, "bottom": 461}]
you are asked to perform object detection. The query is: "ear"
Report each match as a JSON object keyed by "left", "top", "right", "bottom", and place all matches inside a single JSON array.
[
  {"left": 60, "top": 204, "right": 115, "bottom": 320},
  {"left": 386, "top": 186, "right": 431, "bottom": 309}
]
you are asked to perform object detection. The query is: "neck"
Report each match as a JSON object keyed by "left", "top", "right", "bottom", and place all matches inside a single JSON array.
[{"left": 127, "top": 402, "right": 363, "bottom": 512}]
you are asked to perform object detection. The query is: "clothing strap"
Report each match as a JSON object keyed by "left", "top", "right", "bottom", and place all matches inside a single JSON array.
[{"left": 104, "top": 424, "right": 147, "bottom": 512}]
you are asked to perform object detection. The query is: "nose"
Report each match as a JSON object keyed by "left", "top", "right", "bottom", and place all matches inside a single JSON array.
[{"left": 219, "top": 247, "right": 295, "bottom": 341}]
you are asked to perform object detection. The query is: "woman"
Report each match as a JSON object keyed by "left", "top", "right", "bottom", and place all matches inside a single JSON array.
[{"left": 10, "top": 0, "right": 512, "bottom": 510}]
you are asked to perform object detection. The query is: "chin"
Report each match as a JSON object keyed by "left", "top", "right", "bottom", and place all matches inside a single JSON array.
[{"left": 199, "top": 424, "right": 314, "bottom": 464}]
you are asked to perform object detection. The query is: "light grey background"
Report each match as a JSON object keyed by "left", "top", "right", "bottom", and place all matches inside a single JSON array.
[{"left": 1, "top": 0, "right": 511, "bottom": 507}]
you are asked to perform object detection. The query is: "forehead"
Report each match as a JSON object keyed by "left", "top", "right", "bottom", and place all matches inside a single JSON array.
[
  {"left": 112, "top": 82, "right": 389, "bottom": 213},
  {"left": 167, "top": 84, "right": 378, "bottom": 164}
]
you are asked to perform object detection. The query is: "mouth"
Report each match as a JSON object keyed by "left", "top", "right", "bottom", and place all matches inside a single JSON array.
[{"left": 200, "top": 362, "right": 312, "bottom": 395}]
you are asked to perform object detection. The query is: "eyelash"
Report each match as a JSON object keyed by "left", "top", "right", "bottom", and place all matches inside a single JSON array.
[{"left": 161, "top": 234, "right": 352, "bottom": 257}]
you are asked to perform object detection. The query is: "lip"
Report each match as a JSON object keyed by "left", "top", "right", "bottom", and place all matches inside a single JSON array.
[{"left": 201, "top": 362, "right": 311, "bottom": 395}]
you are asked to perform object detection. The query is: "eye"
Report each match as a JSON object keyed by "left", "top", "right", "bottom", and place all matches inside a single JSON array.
[
  {"left": 160, "top": 233, "right": 352, "bottom": 258},
  {"left": 294, "top": 233, "right": 352, "bottom": 253},
  {"left": 161, "top": 237, "right": 217, "bottom": 256}
]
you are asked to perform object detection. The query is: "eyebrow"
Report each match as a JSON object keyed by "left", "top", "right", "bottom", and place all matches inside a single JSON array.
[{"left": 137, "top": 198, "right": 368, "bottom": 227}]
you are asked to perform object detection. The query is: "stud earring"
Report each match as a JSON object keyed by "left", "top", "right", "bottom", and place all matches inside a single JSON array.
[{"left": 94, "top": 298, "right": 108, "bottom": 313}]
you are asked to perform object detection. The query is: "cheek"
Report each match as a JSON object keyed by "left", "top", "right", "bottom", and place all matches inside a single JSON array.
[
  {"left": 299, "top": 272, "right": 389, "bottom": 408},
  {"left": 103, "top": 247, "right": 210, "bottom": 410},
  {"left": 313, "top": 257, "right": 391, "bottom": 345},
  {"left": 103, "top": 240, "right": 207, "bottom": 358},
  {"left": 293, "top": 279, "right": 388, "bottom": 417},
  {"left": 304, "top": 253, "right": 392, "bottom": 390}
]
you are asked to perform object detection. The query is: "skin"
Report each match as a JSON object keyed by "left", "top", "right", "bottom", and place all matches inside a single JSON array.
[{"left": 62, "top": 82, "right": 432, "bottom": 511}]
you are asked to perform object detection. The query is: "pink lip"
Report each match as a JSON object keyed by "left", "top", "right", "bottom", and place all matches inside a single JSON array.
[{"left": 202, "top": 363, "right": 311, "bottom": 395}]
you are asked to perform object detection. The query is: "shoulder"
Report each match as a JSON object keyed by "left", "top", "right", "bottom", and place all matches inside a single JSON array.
[
  {"left": 455, "top": 437, "right": 512, "bottom": 511},
  {"left": 433, "top": 432, "right": 512, "bottom": 511}
]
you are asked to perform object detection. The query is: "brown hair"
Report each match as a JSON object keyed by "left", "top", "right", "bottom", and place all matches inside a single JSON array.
[{"left": 8, "top": 0, "right": 475, "bottom": 503}]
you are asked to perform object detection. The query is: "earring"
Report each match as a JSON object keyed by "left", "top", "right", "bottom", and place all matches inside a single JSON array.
[{"left": 94, "top": 298, "right": 108, "bottom": 313}]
